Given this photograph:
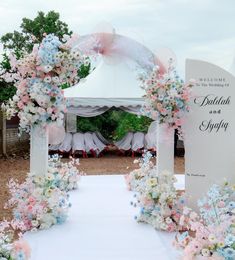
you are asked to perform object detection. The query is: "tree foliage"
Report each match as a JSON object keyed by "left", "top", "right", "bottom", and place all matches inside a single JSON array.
[{"left": 1, "top": 11, "right": 72, "bottom": 55}]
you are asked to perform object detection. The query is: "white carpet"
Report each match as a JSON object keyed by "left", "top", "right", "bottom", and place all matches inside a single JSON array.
[{"left": 25, "top": 175, "right": 184, "bottom": 260}]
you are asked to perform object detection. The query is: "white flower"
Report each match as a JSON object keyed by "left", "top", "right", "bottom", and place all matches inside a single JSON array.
[
  {"left": 165, "top": 217, "right": 172, "bottom": 224},
  {"left": 42, "top": 65, "right": 53, "bottom": 73},
  {"left": 32, "top": 220, "right": 39, "bottom": 227},
  {"left": 201, "top": 248, "right": 210, "bottom": 257},
  {"left": 208, "top": 234, "right": 217, "bottom": 243},
  {"left": 52, "top": 76, "right": 60, "bottom": 83},
  {"left": 31, "top": 228, "right": 38, "bottom": 232},
  {"left": 160, "top": 223, "right": 168, "bottom": 230},
  {"left": 13, "top": 95, "right": 20, "bottom": 102},
  {"left": 44, "top": 76, "right": 52, "bottom": 83}
]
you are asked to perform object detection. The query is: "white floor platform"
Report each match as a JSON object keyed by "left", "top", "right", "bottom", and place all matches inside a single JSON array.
[{"left": 25, "top": 175, "right": 185, "bottom": 260}]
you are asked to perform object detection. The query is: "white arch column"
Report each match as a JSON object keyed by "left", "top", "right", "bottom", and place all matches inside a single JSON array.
[
  {"left": 156, "top": 123, "right": 174, "bottom": 174},
  {"left": 30, "top": 125, "right": 48, "bottom": 176}
]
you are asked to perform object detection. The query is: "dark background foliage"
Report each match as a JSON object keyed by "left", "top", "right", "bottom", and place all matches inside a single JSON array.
[{"left": 77, "top": 108, "right": 152, "bottom": 141}]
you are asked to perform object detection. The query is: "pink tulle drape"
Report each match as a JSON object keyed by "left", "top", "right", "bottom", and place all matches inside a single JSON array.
[{"left": 73, "top": 31, "right": 171, "bottom": 75}]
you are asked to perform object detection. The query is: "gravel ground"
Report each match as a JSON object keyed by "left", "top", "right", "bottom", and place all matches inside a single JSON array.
[{"left": 0, "top": 155, "right": 184, "bottom": 221}]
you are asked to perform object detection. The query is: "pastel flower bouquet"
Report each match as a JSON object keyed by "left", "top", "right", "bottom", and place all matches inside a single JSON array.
[
  {"left": 133, "top": 170, "right": 185, "bottom": 232},
  {"left": 1, "top": 33, "right": 88, "bottom": 132},
  {"left": 6, "top": 172, "right": 71, "bottom": 231},
  {"left": 48, "top": 154, "right": 81, "bottom": 191},
  {"left": 125, "top": 151, "right": 155, "bottom": 192},
  {"left": 0, "top": 220, "right": 30, "bottom": 260},
  {"left": 175, "top": 182, "right": 235, "bottom": 260},
  {"left": 140, "top": 64, "right": 193, "bottom": 131}
]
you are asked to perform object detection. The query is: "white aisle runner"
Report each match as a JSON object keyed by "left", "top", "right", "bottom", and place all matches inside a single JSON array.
[{"left": 25, "top": 175, "right": 184, "bottom": 260}]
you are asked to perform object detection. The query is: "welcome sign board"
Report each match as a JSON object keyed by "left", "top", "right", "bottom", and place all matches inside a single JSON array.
[{"left": 184, "top": 59, "right": 235, "bottom": 210}]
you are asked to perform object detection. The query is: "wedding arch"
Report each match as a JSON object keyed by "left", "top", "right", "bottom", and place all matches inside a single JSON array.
[
  {"left": 3, "top": 31, "right": 187, "bottom": 178},
  {"left": 64, "top": 32, "right": 176, "bottom": 174}
]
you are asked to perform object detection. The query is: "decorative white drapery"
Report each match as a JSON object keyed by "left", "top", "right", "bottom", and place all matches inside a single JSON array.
[
  {"left": 65, "top": 105, "right": 142, "bottom": 132},
  {"left": 132, "top": 132, "right": 145, "bottom": 151}
]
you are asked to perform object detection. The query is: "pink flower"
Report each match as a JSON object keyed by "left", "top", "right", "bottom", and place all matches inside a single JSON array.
[
  {"left": 22, "top": 95, "right": 29, "bottom": 103},
  {"left": 47, "top": 107, "right": 53, "bottom": 114},
  {"left": 27, "top": 205, "right": 33, "bottom": 212},
  {"left": 167, "top": 223, "right": 176, "bottom": 232},
  {"left": 142, "top": 197, "right": 153, "bottom": 206},
  {"left": 37, "top": 107, "right": 46, "bottom": 115},
  {"left": 28, "top": 196, "right": 36, "bottom": 205},
  {"left": 17, "top": 101, "right": 24, "bottom": 109},
  {"left": 218, "top": 200, "right": 225, "bottom": 208}
]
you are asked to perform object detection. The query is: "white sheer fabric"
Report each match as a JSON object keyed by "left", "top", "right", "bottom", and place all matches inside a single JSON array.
[
  {"left": 66, "top": 113, "right": 77, "bottom": 132},
  {"left": 59, "top": 133, "right": 73, "bottom": 152},
  {"left": 145, "top": 121, "right": 157, "bottom": 150},
  {"left": 132, "top": 132, "right": 145, "bottom": 151},
  {"left": 92, "top": 133, "right": 106, "bottom": 153},
  {"left": 72, "top": 133, "right": 86, "bottom": 153},
  {"left": 95, "top": 131, "right": 109, "bottom": 145},
  {"left": 144, "top": 133, "right": 156, "bottom": 150},
  {"left": 115, "top": 132, "right": 134, "bottom": 151},
  {"left": 84, "top": 132, "right": 99, "bottom": 153}
]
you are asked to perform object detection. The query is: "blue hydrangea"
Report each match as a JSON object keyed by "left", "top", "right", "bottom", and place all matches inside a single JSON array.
[
  {"left": 14, "top": 212, "right": 21, "bottom": 220},
  {"left": 178, "top": 231, "right": 188, "bottom": 242},
  {"left": 176, "top": 99, "right": 184, "bottom": 109},
  {"left": 221, "top": 247, "right": 235, "bottom": 260},
  {"left": 207, "top": 184, "right": 220, "bottom": 200},
  {"left": 225, "top": 234, "right": 235, "bottom": 246},
  {"left": 228, "top": 201, "right": 235, "bottom": 210},
  {"left": 15, "top": 251, "right": 26, "bottom": 260},
  {"left": 56, "top": 214, "right": 67, "bottom": 224},
  {"left": 38, "top": 34, "right": 62, "bottom": 65}
]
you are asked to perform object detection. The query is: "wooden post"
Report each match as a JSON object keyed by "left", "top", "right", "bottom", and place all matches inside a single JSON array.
[{"left": 0, "top": 111, "right": 7, "bottom": 155}]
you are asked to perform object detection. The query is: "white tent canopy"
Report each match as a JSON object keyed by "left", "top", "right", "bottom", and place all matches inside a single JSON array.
[{"left": 64, "top": 57, "right": 145, "bottom": 117}]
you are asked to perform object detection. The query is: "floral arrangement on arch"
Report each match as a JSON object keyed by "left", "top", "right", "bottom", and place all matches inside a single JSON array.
[
  {"left": 175, "top": 182, "right": 235, "bottom": 260},
  {"left": 125, "top": 151, "right": 155, "bottom": 192},
  {"left": 1, "top": 33, "right": 89, "bottom": 132},
  {"left": 140, "top": 62, "right": 194, "bottom": 130},
  {"left": 0, "top": 220, "right": 31, "bottom": 260},
  {"left": 132, "top": 169, "right": 185, "bottom": 232}
]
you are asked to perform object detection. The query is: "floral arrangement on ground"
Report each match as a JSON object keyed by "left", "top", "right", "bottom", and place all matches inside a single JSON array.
[
  {"left": 5, "top": 156, "right": 81, "bottom": 231},
  {"left": 48, "top": 154, "right": 81, "bottom": 191},
  {"left": 125, "top": 151, "right": 154, "bottom": 192},
  {"left": 132, "top": 169, "right": 185, "bottom": 232},
  {"left": 174, "top": 182, "right": 235, "bottom": 260},
  {"left": 0, "top": 220, "right": 30, "bottom": 260}
]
